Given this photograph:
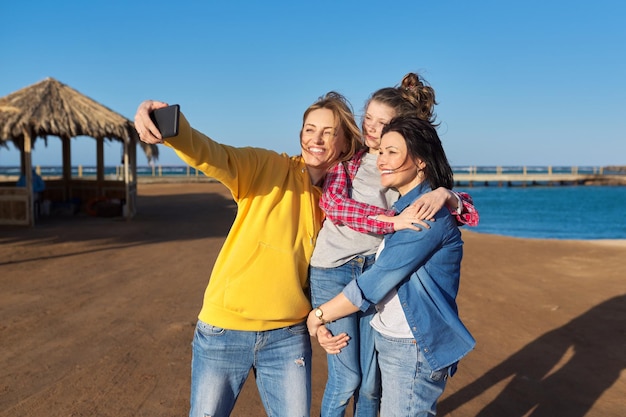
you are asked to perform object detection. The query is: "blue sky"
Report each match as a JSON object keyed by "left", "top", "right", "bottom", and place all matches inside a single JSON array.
[{"left": 1, "top": 0, "right": 624, "bottom": 168}]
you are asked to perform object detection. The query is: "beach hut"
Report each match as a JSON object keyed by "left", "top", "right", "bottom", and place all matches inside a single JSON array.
[{"left": 0, "top": 77, "right": 158, "bottom": 226}]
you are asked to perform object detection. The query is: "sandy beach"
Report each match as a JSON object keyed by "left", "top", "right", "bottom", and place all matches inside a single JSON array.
[{"left": 1, "top": 182, "right": 624, "bottom": 417}]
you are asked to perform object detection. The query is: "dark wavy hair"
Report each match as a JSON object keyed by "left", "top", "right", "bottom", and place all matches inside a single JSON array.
[{"left": 381, "top": 117, "right": 453, "bottom": 190}]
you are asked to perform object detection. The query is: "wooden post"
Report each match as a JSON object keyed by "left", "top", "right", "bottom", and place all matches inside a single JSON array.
[
  {"left": 62, "top": 136, "right": 72, "bottom": 200},
  {"left": 23, "top": 129, "right": 34, "bottom": 227},
  {"left": 97, "top": 137, "right": 105, "bottom": 196}
]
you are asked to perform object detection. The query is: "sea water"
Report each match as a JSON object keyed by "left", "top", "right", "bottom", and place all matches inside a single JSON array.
[
  {"left": 461, "top": 185, "right": 626, "bottom": 240},
  {"left": 2, "top": 166, "right": 625, "bottom": 240}
]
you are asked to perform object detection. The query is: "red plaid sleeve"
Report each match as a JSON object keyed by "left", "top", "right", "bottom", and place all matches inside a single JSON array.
[
  {"left": 320, "top": 151, "right": 395, "bottom": 234},
  {"left": 453, "top": 191, "right": 480, "bottom": 226}
]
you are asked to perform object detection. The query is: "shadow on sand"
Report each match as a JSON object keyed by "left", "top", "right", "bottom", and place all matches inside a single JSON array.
[
  {"left": 0, "top": 191, "right": 237, "bottom": 265},
  {"left": 439, "top": 294, "right": 626, "bottom": 416}
]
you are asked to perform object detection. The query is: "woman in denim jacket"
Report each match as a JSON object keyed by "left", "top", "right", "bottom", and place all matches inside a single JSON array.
[{"left": 308, "top": 116, "right": 475, "bottom": 417}]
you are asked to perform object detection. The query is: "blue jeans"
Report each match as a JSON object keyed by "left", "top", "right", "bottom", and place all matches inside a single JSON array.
[
  {"left": 189, "top": 319, "right": 312, "bottom": 417},
  {"left": 310, "top": 255, "right": 380, "bottom": 417},
  {"left": 375, "top": 331, "right": 453, "bottom": 417}
]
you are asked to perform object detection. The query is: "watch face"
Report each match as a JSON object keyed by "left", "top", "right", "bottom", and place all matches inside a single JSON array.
[{"left": 315, "top": 308, "right": 323, "bottom": 318}]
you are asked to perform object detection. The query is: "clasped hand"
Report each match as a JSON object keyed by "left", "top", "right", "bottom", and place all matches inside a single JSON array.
[{"left": 307, "top": 311, "right": 350, "bottom": 355}]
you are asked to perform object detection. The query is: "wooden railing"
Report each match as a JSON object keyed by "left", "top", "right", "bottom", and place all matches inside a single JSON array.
[{"left": 453, "top": 166, "right": 626, "bottom": 186}]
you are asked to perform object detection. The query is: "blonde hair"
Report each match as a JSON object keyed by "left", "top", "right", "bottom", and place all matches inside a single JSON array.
[{"left": 302, "top": 91, "right": 364, "bottom": 162}]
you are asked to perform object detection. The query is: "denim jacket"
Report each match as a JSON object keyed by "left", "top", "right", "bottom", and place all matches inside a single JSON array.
[{"left": 343, "top": 181, "right": 476, "bottom": 371}]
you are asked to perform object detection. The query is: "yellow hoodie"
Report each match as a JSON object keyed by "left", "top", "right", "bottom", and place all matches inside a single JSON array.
[{"left": 166, "top": 114, "right": 323, "bottom": 330}]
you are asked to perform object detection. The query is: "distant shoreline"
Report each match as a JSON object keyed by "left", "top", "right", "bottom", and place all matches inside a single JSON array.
[
  {"left": 3, "top": 162, "right": 626, "bottom": 187},
  {"left": 461, "top": 230, "right": 626, "bottom": 246},
  {"left": 3, "top": 175, "right": 624, "bottom": 186}
]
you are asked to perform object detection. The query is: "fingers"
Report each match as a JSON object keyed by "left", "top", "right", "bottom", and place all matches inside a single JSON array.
[
  {"left": 134, "top": 100, "right": 169, "bottom": 144},
  {"left": 411, "top": 189, "right": 447, "bottom": 220},
  {"left": 413, "top": 203, "right": 433, "bottom": 220},
  {"left": 317, "top": 328, "right": 350, "bottom": 354},
  {"left": 323, "top": 345, "right": 345, "bottom": 355}
]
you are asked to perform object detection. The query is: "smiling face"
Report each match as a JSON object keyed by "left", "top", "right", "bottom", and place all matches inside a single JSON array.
[
  {"left": 377, "top": 130, "right": 425, "bottom": 195},
  {"left": 362, "top": 100, "right": 395, "bottom": 153},
  {"left": 300, "top": 108, "right": 347, "bottom": 183}
]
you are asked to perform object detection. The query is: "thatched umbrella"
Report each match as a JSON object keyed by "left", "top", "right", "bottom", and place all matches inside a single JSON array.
[
  {"left": 0, "top": 77, "right": 156, "bottom": 225},
  {"left": 0, "top": 77, "right": 157, "bottom": 160}
]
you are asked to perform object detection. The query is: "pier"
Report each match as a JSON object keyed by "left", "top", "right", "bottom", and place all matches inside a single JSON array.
[
  {"left": 2, "top": 165, "right": 626, "bottom": 187},
  {"left": 453, "top": 166, "right": 626, "bottom": 187}
]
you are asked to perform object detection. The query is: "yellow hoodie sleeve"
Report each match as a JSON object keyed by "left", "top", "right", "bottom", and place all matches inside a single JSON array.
[{"left": 164, "top": 113, "right": 274, "bottom": 200}]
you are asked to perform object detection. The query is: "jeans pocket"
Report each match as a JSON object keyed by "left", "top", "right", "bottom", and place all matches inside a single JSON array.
[
  {"left": 195, "top": 320, "right": 226, "bottom": 337},
  {"left": 287, "top": 322, "right": 308, "bottom": 335},
  {"left": 430, "top": 362, "right": 457, "bottom": 381}
]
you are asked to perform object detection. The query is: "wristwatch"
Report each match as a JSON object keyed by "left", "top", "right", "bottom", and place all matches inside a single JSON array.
[{"left": 314, "top": 307, "right": 328, "bottom": 324}]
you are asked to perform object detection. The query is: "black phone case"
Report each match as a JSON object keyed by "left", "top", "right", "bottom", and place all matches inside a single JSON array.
[{"left": 150, "top": 104, "right": 180, "bottom": 138}]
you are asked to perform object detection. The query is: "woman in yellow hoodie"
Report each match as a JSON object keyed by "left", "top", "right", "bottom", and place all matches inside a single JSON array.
[{"left": 134, "top": 92, "right": 363, "bottom": 417}]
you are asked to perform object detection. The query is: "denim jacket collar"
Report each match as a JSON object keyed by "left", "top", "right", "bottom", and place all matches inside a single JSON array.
[{"left": 392, "top": 181, "right": 431, "bottom": 213}]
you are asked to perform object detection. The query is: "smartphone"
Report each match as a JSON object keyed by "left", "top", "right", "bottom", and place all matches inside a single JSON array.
[{"left": 149, "top": 104, "right": 180, "bottom": 138}]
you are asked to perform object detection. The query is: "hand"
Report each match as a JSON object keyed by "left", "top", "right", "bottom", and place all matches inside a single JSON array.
[
  {"left": 134, "top": 100, "right": 169, "bottom": 144},
  {"left": 386, "top": 209, "right": 429, "bottom": 231},
  {"left": 410, "top": 187, "right": 451, "bottom": 221},
  {"left": 316, "top": 326, "right": 350, "bottom": 355}
]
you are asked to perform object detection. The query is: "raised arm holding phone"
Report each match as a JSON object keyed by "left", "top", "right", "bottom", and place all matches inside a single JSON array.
[{"left": 134, "top": 94, "right": 362, "bottom": 417}]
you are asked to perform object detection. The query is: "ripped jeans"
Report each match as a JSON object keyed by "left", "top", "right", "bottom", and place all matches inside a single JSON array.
[{"left": 189, "top": 320, "right": 312, "bottom": 417}]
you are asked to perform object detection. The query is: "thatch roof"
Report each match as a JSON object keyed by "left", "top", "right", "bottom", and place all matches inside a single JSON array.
[{"left": 0, "top": 77, "right": 157, "bottom": 162}]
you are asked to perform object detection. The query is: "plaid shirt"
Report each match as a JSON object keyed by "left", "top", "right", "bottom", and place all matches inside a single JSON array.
[{"left": 320, "top": 149, "right": 479, "bottom": 234}]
